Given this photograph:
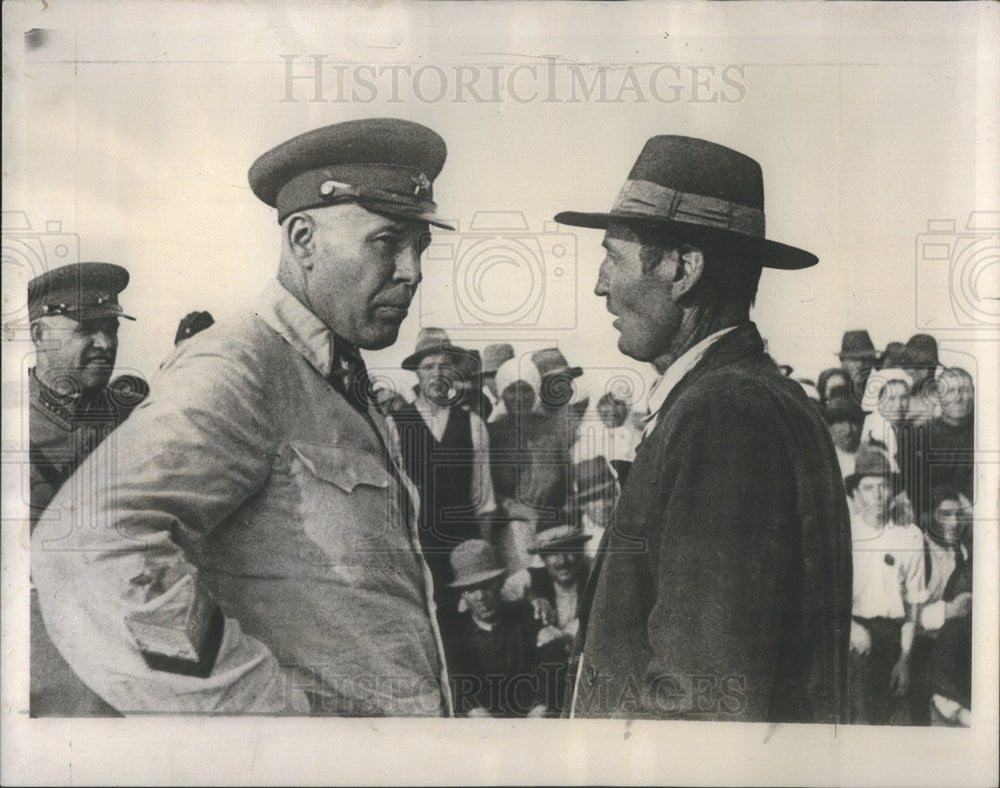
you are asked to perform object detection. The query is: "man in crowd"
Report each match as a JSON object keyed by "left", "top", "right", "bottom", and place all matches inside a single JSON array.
[
  {"left": 32, "top": 119, "right": 455, "bottom": 715},
  {"left": 555, "top": 134, "right": 851, "bottom": 721},
  {"left": 443, "top": 540, "right": 549, "bottom": 718},
  {"left": 911, "top": 486, "right": 972, "bottom": 724},
  {"left": 929, "top": 366, "right": 975, "bottom": 503},
  {"left": 481, "top": 342, "right": 514, "bottom": 420},
  {"left": 838, "top": 329, "right": 879, "bottom": 397},
  {"left": 391, "top": 327, "right": 496, "bottom": 597},
  {"left": 28, "top": 261, "right": 146, "bottom": 716},
  {"left": 824, "top": 394, "right": 865, "bottom": 479},
  {"left": 902, "top": 333, "right": 942, "bottom": 425},
  {"left": 846, "top": 447, "right": 926, "bottom": 725}
]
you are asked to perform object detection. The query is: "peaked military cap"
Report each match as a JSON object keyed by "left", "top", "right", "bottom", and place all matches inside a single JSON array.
[
  {"left": 248, "top": 118, "right": 454, "bottom": 229},
  {"left": 28, "top": 262, "right": 135, "bottom": 322}
]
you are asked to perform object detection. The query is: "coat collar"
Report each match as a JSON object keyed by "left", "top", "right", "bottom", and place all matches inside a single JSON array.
[{"left": 254, "top": 280, "right": 337, "bottom": 378}]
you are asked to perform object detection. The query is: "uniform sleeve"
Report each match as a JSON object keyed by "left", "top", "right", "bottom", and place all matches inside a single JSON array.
[
  {"left": 31, "top": 340, "right": 306, "bottom": 713},
  {"left": 641, "top": 389, "right": 796, "bottom": 720}
]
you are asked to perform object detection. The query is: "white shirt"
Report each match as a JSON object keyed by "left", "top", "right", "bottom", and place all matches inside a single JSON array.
[
  {"left": 643, "top": 326, "right": 738, "bottom": 437},
  {"left": 409, "top": 396, "right": 497, "bottom": 517},
  {"left": 851, "top": 513, "right": 927, "bottom": 620}
]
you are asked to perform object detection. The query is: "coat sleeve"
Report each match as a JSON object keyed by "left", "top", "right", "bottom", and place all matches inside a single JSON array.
[
  {"left": 31, "top": 339, "right": 307, "bottom": 713},
  {"left": 641, "top": 386, "right": 797, "bottom": 720}
]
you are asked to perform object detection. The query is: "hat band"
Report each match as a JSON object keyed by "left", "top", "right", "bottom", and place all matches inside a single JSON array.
[{"left": 611, "top": 179, "right": 765, "bottom": 237}]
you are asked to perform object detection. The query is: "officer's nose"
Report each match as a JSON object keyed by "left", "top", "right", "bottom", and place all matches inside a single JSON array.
[
  {"left": 594, "top": 257, "right": 610, "bottom": 298},
  {"left": 90, "top": 329, "right": 116, "bottom": 351}
]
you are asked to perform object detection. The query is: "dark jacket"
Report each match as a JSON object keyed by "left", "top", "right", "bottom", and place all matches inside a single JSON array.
[{"left": 570, "top": 323, "right": 852, "bottom": 722}]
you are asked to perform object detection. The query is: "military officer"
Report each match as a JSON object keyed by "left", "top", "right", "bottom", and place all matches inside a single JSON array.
[
  {"left": 28, "top": 261, "right": 146, "bottom": 716},
  {"left": 32, "top": 118, "right": 456, "bottom": 715}
]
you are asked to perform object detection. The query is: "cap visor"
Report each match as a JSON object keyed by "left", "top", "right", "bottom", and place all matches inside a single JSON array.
[
  {"left": 553, "top": 211, "right": 818, "bottom": 270},
  {"left": 447, "top": 568, "right": 506, "bottom": 589}
]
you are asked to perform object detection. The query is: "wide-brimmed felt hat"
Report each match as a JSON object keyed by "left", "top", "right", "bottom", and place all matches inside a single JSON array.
[
  {"left": 838, "top": 330, "right": 879, "bottom": 360},
  {"left": 904, "top": 333, "right": 939, "bottom": 368},
  {"left": 845, "top": 446, "right": 898, "bottom": 491},
  {"left": 248, "top": 118, "right": 454, "bottom": 230},
  {"left": 553, "top": 135, "right": 817, "bottom": 270},
  {"left": 402, "top": 327, "right": 466, "bottom": 371},
  {"left": 878, "top": 341, "right": 908, "bottom": 369},
  {"left": 532, "top": 347, "right": 583, "bottom": 379},
  {"left": 823, "top": 395, "right": 865, "bottom": 426},
  {"left": 482, "top": 343, "right": 515, "bottom": 376},
  {"left": 447, "top": 539, "right": 507, "bottom": 588},
  {"left": 28, "top": 262, "right": 135, "bottom": 322},
  {"left": 527, "top": 524, "right": 593, "bottom": 555}
]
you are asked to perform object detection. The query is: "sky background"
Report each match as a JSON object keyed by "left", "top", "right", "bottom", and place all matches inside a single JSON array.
[{"left": 4, "top": 1, "right": 997, "bottom": 416}]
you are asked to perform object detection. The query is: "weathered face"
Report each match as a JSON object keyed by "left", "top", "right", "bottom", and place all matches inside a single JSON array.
[
  {"left": 829, "top": 419, "right": 862, "bottom": 453},
  {"left": 853, "top": 476, "right": 890, "bottom": 523},
  {"left": 939, "top": 371, "right": 974, "bottom": 424},
  {"left": 461, "top": 581, "right": 501, "bottom": 622},
  {"left": 840, "top": 358, "right": 868, "bottom": 380},
  {"left": 931, "top": 498, "right": 965, "bottom": 543},
  {"left": 302, "top": 204, "right": 429, "bottom": 349},
  {"left": 33, "top": 314, "right": 119, "bottom": 394},
  {"left": 542, "top": 550, "right": 581, "bottom": 586},
  {"left": 877, "top": 380, "right": 911, "bottom": 424},
  {"left": 416, "top": 352, "right": 457, "bottom": 405},
  {"left": 594, "top": 224, "right": 680, "bottom": 364},
  {"left": 502, "top": 380, "right": 536, "bottom": 417}
]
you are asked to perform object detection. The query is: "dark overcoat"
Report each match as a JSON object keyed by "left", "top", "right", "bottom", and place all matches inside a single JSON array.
[{"left": 570, "top": 323, "right": 852, "bottom": 722}]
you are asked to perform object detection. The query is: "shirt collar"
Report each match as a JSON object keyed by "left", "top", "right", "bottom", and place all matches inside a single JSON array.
[
  {"left": 254, "top": 280, "right": 336, "bottom": 377},
  {"left": 643, "top": 326, "right": 738, "bottom": 435}
]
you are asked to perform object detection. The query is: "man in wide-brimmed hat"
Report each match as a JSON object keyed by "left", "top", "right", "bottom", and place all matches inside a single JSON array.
[
  {"left": 554, "top": 134, "right": 851, "bottom": 722},
  {"left": 441, "top": 540, "right": 549, "bottom": 718},
  {"left": 902, "top": 333, "right": 942, "bottom": 426},
  {"left": 391, "top": 327, "right": 496, "bottom": 599},
  {"left": 838, "top": 329, "right": 880, "bottom": 389},
  {"left": 845, "top": 446, "right": 926, "bottom": 725}
]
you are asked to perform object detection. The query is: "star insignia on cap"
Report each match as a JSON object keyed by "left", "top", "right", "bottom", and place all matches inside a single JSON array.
[{"left": 412, "top": 172, "right": 431, "bottom": 198}]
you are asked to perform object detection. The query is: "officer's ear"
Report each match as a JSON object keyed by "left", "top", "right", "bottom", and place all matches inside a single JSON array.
[
  {"left": 284, "top": 212, "right": 316, "bottom": 265},
  {"left": 29, "top": 320, "right": 48, "bottom": 348},
  {"left": 668, "top": 245, "right": 705, "bottom": 301}
]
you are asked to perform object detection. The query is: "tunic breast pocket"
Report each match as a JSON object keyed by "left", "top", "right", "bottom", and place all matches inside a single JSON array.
[{"left": 286, "top": 441, "right": 403, "bottom": 569}]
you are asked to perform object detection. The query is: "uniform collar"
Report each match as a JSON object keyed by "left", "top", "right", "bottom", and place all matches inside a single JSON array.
[{"left": 254, "top": 280, "right": 337, "bottom": 378}]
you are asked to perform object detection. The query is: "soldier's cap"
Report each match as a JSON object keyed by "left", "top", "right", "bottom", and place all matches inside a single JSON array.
[
  {"left": 248, "top": 118, "right": 454, "bottom": 230},
  {"left": 28, "top": 262, "right": 135, "bottom": 322}
]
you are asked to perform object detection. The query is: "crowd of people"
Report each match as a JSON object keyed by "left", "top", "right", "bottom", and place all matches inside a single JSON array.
[{"left": 25, "top": 119, "right": 975, "bottom": 725}]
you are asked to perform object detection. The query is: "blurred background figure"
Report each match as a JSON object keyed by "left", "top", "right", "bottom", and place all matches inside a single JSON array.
[
  {"left": 911, "top": 486, "right": 972, "bottom": 725},
  {"left": 816, "top": 367, "right": 851, "bottom": 405},
  {"left": 173, "top": 310, "right": 215, "bottom": 345},
  {"left": 838, "top": 329, "right": 879, "bottom": 400},
  {"left": 877, "top": 340, "right": 908, "bottom": 371},
  {"left": 902, "top": 334, "right": 942, "bottom": 426},
  {"left": 823, "top": 395, "right": 865, "bottom": 478},
  {"left": 391, "top": 327, "right": 496, "bottom": 602},
  {"left": 929, "top": 367, "right": 975, "bottom": 504},
  {"left": 442, "top": 540, "right": 550, "bottom": 718},
  {"left": 454, "top": 348, "right": 493, "bottom": 422},
  {"left": 571, "top": 455, "right": 619, "bottom": 557},
  {"left": 592, "top": 392, "right": 641, "bottom": 483},
  {"left": 488, "top": 356, "right": 543, "bottom": 574},
  {"left": 481, "top": 343, "right": 514, "bottom": 421}
]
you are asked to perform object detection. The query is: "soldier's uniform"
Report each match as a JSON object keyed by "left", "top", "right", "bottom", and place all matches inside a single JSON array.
[{"left": 28, "top": 262, "right": 145, "bottom": 716}]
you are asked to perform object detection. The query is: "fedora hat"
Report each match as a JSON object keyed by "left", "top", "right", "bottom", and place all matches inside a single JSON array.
[
  {"left": 527, "top": 524, "right": 593, "bottom": 555},
  {"left": 447, "top": 539, "right": 507, "bottom": 589},
  {"left": 482, "top": 343, "right": 515, "bottom": 376},
  {"left": 878, "top": 341, "right": 908, "bottom": 369},
  {"left": 904, "top": 333, "right": 939, "bottom": 368},
  {"left": 402, "top": 327, "right": 464, "bottom": 371},
  {"left": 844, "top": 446, "right": 898, "bottom": 493},
  {"left": 531, "top": 347, "right": 583, "bottom": 379},
  {"left": 838, "top": 330, "right": 878, "bottom": 360},
  {"left": 553, "top": 135, "right": 817, "bottom": 270}
]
